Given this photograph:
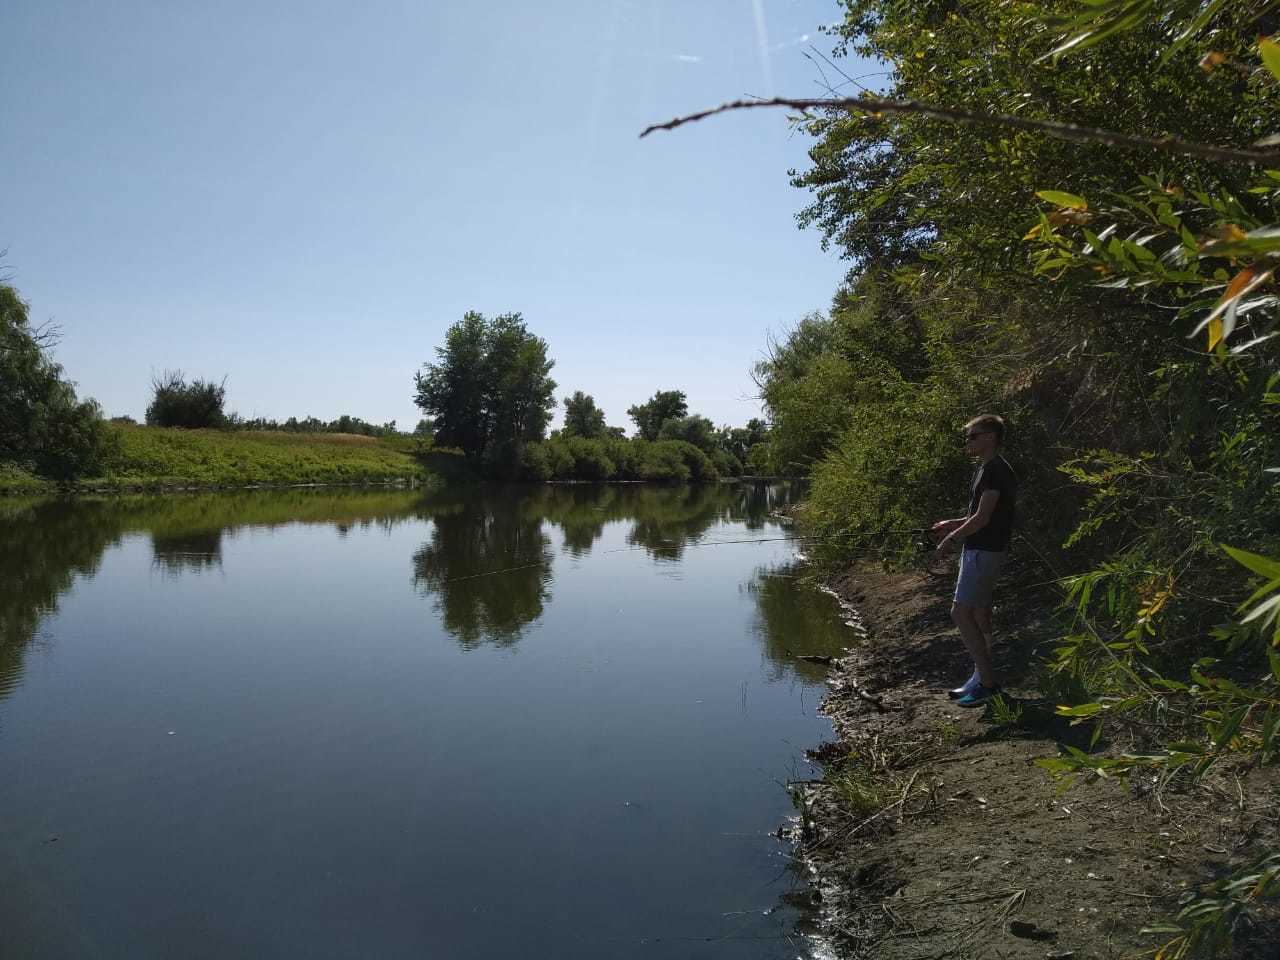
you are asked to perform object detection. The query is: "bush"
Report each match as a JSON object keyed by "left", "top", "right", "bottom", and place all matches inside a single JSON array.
[
  {"left": 666, "top": 440, "right": 719, "bottom": 482},
  {"left": 637, "top": 441, "right": 690, "bottom": 483},
  {"left": 711, "top": 448, "right": 743, "bottom": 477},
  {"left": 145, "top": 371, "right": 228, "bottom": 429},
  {"left": 520, "top": 442, "right": 553, "bottom": 481},
  {"left": 563, "top": 437, "right": 616, "bottom": 480},
  {"left": 605, "top": 439, "right": 642, "bottom": 480}
]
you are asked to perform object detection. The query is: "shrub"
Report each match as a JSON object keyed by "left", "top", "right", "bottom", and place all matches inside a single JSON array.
[
  {"left": 637, "top": 442, "right": 691, "bottom": 483},
  {"left": 563, "top": 437, "right": 616, "bottom": 480},
  {"left": 711, "top": 448, "right": 743, "bottom": 477},
  {"left": 145, "top": 371, "right": 228, "bottom": 429},
  {"left": 545, "top": 439, "right": 574, "bottom": 479},
  {"left": 519, "top": 442, "right": 553, "bottom": 481},
  {"left": 666, "top": 440, "right": 719, "bottom": 482}
]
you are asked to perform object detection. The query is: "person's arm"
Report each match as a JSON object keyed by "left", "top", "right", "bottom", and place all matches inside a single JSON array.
[
  {"left": 930, "top": 517, "right": 967, "bottom": 537},
  {"left": 937, "top": 490, "right": 999, "bottom": 551}
]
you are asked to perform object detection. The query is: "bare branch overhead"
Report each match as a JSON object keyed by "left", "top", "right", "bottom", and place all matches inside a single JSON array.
[{"left": 639, "top": 95, "right": 1280, "bottom": 167}]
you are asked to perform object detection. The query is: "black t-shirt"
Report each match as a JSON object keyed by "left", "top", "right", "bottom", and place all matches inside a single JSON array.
[{"left": 966, "top": 455, "right": 1017, "bottom": 552}]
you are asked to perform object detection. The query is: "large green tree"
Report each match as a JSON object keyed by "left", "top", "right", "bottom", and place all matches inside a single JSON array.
[
  {"left": 413, "top": 311, "right": 556, "bottom": 462},
  {"left": 626, "top": 389, "right": 688, "bottom": 441},
  {"left": 561, "top": 390, "right": 609, "bottom": 439},
  {"left": 0, "top": 284, "right": 112, "bottom": 480}
]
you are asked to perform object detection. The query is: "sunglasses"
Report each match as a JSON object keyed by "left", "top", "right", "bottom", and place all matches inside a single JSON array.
[{"left": 963, "top": 430, "right": 992, "bottom": 441}]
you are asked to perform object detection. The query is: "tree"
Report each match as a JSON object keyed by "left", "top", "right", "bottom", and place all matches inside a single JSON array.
[
  {"left": 145, "top": 370, "right": 228, "bottom": 428},
  {"left": 658, "top": 414, "right": 716, "bottom": 452},
  {"left": 413, "top": 311, "right": 556, "bottom": 462},
  {"left": 0, "top": 284, "right": 112, "bottom": 480},
  {"left": 626, "top": 389, "right": 688, "bottom": 441},
  {"left": 561, "top": 391, "right": 609, "bottom": 439},
  {"left": 718, "top": 418, "right": 769, "bottom": 464}
]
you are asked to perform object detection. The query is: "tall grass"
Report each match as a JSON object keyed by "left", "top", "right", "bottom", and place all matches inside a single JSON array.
[{"left": 87, "top": 423, "right": 445, "bottom": 490}]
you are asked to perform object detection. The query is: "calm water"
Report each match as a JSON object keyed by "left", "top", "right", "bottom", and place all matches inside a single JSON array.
[{"left": 0, "top": 483, "right": 853, "bottom": 959}]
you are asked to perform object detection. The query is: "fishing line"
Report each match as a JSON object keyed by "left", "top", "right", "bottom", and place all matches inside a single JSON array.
[{"left": 437, "top": 528, "right": 930, "bottom": 584}]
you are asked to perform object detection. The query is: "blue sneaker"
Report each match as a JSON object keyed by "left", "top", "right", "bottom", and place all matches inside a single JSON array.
[{"left": 956, "top": 683, "right": 1001, "bottom": 708}]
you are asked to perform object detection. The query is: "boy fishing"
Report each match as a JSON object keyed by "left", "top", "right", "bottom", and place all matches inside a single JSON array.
[{"left": 931, "top": 414, "right": 1017, "bottom": 707}]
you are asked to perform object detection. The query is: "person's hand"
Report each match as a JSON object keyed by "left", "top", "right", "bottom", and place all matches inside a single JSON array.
[
  {"left": 936, "top": 534, "right": 956, "bottom": 554},
  {"left": 930, "top": 519, "right": 959, "bottom": 540}
]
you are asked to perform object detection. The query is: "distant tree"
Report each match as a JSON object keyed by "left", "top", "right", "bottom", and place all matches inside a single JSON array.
[
  {"left": 626, "top": 389, "right": 688, "bottom": 442},
  {"left": 413, "top": 418, "right": 434, "bottom": 437},
  {"left": 561, "top": 391, "right": 609, "bottom": 439},
  {"left": 719, "top": 417, "right": 769, "bottom": 463},
  {"left": 145, "top": 370, "right": 228, "bottom": 428},
  {"left": 0, "top": 284, "right": 113, "bottom": 479},
  {"left": 658, "top": 414, "right": 716, "bottom": 452},
  {"left": 413, "top": 311, "right": 556, "bottom": 462}
]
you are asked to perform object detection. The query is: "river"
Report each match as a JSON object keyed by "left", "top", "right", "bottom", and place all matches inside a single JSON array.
[{"left": 0, "top": 483, "right": 852, "bottom": 959}]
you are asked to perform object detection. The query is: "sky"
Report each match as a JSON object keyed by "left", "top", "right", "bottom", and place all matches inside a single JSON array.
[{"left": 2, "top": 0, "right": 865, "bottom": 432}]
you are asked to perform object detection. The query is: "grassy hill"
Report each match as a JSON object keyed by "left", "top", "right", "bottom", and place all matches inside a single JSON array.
[{"left": 0, "top": 424, "right": 461, "bottom": 493}]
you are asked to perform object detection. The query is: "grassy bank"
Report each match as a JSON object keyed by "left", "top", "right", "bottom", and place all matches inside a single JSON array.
[
  {"left": 0, "top": 462, "right": 49, "bottom": 494},
  {"left": 9, "top": 424, "right": 454, "bottom": 492}
]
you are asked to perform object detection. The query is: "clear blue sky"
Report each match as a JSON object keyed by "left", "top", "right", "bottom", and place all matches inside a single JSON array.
[{"left": 2, "top": 0, "right": 861, "bottom": 431}]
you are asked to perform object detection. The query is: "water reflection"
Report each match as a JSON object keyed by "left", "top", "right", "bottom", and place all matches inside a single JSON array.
[
  {"left": 150, "top": 529, "right": 224, "bottom": 576},
  {"left": 0, "top": 492, "right": 428, "bottom": 701},
  {"left": 0, "top": 483, "right": 811, "bottom": 692},
  {"left": 0, "top": 499, "right": 121, "bottom": 700},
  {"left": 1, "top": 481, "right": 838, "bottom": 960},
  {"left": 747, "top": 565, "right": 856, "bottom": 683},
  {"left": 410, "top": 491, "right": 554, "bottom": 648}
]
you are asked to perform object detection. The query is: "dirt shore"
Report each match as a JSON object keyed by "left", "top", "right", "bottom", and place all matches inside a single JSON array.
[{"left": 794, "top": 557, "right": 1280, "bottom": 959}]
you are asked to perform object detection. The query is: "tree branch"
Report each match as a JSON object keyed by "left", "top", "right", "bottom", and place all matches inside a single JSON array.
[{"left": 639, "top": 95, "right": 1280, "bottom": 166}]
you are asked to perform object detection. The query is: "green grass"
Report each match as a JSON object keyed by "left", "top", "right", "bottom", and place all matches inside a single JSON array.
[
  {"left": 80, "top": 424, "right": 449, "bottom": 491},
  {"left": 0, "top": 462, "right": 51, "bottom": 494}
]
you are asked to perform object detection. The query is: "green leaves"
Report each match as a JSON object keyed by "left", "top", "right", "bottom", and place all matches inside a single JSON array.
[
  {"left": 1224, "top": 545, "right": 1280, "bottom": 581},
  {"left": 1222, "top": 545, "right": 1280, "bottom": 645},
  {"left": 1036, "top": 190, "right": 1088, "bottom": 210},
  {"left": 1260, "top": 37, "right": 1280, "bottom": 82}
]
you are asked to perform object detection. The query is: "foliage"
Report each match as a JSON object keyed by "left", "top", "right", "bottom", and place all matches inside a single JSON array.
[
  {"left": 771, "top": 1, "right": 1280, "bottom": 949},
  {"left": 413, "top": 311, "right": 556, "bottom": 464},
  {"left": 657, "top": 413, "right": 717, "bottom": 452},
  {"left": 717, "top": 417, "right": 769, "bottom": 465},
  {"left": 231, "top": 413, "right": 402, "bottom": 438},
  {"left": 516, "top": 436, "right": 720, "bottom": 484},
  {"left": 626, "top": 389, "right": 688, "bottom": 441},
  {"left": 145, "top": 370, "right": 228, "bottom": 429},
  {"left": 561, "top": 390, "right": 612, "bottom": 439},
  {"left": 0, "top": 284, "right": 114, "bottom": 481}
]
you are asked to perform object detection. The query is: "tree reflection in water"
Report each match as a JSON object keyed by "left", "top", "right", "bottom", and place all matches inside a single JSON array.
[
  {"left": 150, "top": 529, "right": 224, "bottom": 576},
  {"left": 407, "top": 481, "right": 805, "bottom": 648},
  {"left": 410, "top": 492, "right": 554, "bottom": 649},
  {"left": 0, "top": 483, "right": 811, "bottom": 690},
  {"left": 0, "top": 499, "right": 122, "bottom": 702},
  {"left": 0, "top": 491, "right": 430, "bottom": 705}
]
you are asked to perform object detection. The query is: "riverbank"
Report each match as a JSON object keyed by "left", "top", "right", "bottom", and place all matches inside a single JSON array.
[
  {"left": 796, "top": 560, "right": 1280, "bottom": 959},
  {"left": 0, "top": 425, "right": 458, "bottom": 493}
]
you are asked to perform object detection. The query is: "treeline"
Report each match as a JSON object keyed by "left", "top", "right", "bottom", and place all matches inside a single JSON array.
[
  {"left": 412, "top": 309, "right": 770, "bottom": 480},
  {"left": 0, "top": 289, "right": 770, "bottom": 488},
  {"left": 765, "top": 1, "right": 1279, "bottom": 950}
]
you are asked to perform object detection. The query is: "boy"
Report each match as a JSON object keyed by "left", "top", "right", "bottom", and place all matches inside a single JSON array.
[{"left": 932, "top": 414, "right": 1017, "bottom": 707}]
